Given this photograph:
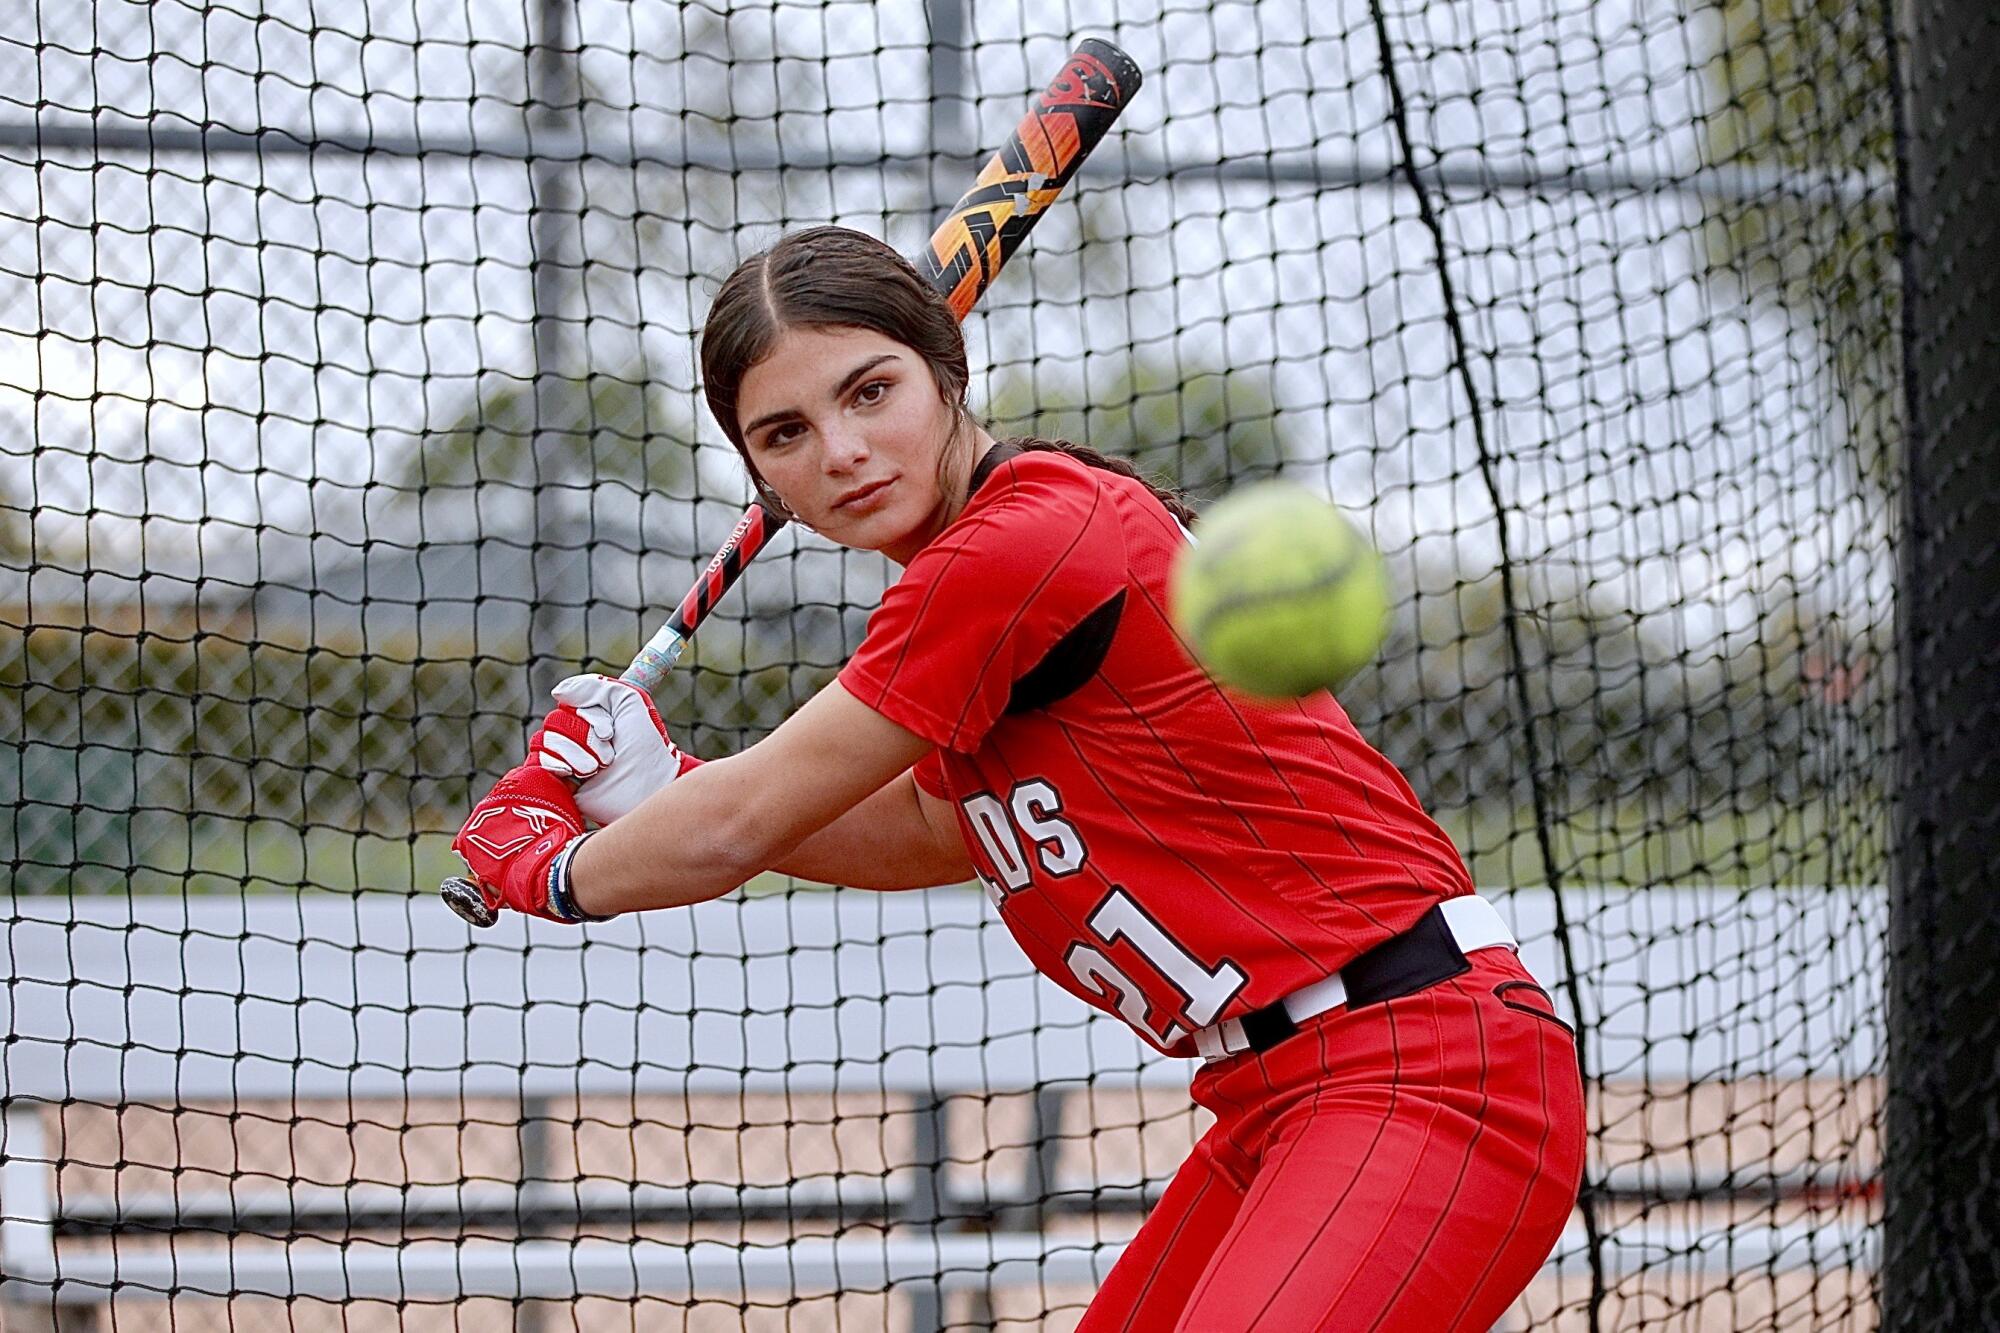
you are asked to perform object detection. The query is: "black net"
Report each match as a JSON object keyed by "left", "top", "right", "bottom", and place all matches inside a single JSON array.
[{"left": 1, "top": 0, "right": 1911, "bottom": 1328}]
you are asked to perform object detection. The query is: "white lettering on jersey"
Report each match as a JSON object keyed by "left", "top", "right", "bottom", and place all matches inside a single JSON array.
[
  {"left": 1061, "top": 944, "right": 1174, "bottom": 1043},
  {"left": 1088, "top": 889, "right": 1247, "bottom": 1029},
  {"left": 1010, "top": 779, "right": 1086, "bottom": 876},
  {"left": 960, "top": 779, "right": 1245, "bottom": 1048},
  {"left": 959, "top": 779, "right": 1085, "bottom": 893},
  {"left": 963, "top": 793, "right": 1031, "bottom": 892}
]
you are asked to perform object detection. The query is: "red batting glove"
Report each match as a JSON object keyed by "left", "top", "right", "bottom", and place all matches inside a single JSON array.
[{"left": 450, "top": 762, "right": 597, "bottom": 923}]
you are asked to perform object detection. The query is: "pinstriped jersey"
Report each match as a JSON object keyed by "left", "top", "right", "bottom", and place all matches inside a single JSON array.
[{"left": 838, "top": 447, "right": 1473, "bottom": 1057}]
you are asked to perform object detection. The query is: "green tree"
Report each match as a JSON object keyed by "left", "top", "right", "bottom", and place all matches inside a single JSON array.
[
  {"left": 394, "top": 369, "right": 698, "bottom": 501},
  {"left": 0, "top": 497, "right": 26, "bottom": 562},
  {"left": 1329, "top": 549, "right": 1870, "bottom": 885},
  {"left": 979, "top": 351, "right": 1290, "bottom": 506},
  {"left": 1700, "top": 0, "right": 1900, "bottom": 498},
  {"left": 2, "top": 622, "right": 531, "bottom": 894}
]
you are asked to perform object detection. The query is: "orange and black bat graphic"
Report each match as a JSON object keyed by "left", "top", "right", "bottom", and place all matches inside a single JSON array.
[
  {"left": 441, "top": 39, "right": 1142, "bottom": 928},
  {"left": 926, "top": 40, "right": 1144, "bottom": 321}
]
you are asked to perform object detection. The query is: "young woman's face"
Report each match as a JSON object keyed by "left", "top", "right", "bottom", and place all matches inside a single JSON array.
[{"left": 736, "top": 325, "right": 964, "bottom": 564}]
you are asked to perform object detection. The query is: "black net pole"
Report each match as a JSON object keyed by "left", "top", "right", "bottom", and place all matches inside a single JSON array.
[{"left": 1885, "top": 0, "right": 2000, "bottom": 1321}]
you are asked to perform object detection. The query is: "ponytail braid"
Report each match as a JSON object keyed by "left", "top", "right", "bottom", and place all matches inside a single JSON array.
[{"left": 1000, "top": 436, "right": 1199, "bottom": 528}]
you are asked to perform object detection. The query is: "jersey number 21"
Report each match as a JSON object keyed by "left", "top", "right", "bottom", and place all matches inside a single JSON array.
[{"left": 961, "top": 779, "right": 1247, "bottom": 1049}]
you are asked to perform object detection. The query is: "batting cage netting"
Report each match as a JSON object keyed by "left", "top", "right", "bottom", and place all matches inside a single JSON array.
[{"left": 1, "top": 0, "right": 1952, "bottom": 1327}]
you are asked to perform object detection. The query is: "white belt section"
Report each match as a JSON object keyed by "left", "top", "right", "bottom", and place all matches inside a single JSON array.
[{"left": 1193, "top": 895, "right": 1518, "bottom": 1062}]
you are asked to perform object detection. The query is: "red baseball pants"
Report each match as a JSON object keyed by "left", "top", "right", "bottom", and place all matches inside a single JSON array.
[{"left": 1076, "top": 948, "right": 1585, "bottom": 1332}]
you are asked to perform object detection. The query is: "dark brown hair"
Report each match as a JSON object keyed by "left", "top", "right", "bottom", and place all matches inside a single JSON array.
[
  {"left": 999, "top": 437, "right": 1197, "bottom": 527},
  {"left": 699, "top": 225, "right": 1196, "bottom": 527}
]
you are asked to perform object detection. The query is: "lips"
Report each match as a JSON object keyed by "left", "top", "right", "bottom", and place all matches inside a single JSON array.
[{"left": 833, "top": 478, "right": 895, "bottom": 511}]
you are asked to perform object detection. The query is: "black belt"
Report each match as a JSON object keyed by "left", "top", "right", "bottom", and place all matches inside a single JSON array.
[{"left": 1236, "top": 902, "right": 1475, "bottom": 1054}]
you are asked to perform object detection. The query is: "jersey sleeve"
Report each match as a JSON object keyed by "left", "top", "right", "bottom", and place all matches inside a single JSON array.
[
  {"left": 839, "top": 453, "right": 1128, "bottom": 753},
  {"left": 909, "top": 751, "right": 950, "bottom": 799}
]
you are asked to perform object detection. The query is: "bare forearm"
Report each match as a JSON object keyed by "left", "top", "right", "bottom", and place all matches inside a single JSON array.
[
  {"left": 566, "top": 757, "right": 774, "bottom": 914},
  {"left": 773, "top": 772, "right": 970, "bottom": 889},
  {"left": 562, "top": 681, "right": 950, "bottom": 915}
]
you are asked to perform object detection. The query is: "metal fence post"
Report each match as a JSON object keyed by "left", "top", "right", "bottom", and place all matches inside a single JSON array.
[
  {"left": 527, "top": 0, "right": 586, "bottom": 702},
  {"left": 1, "top": 1103, "right": 59, "bottom": 1332},
  {"left": 901, "top": 1088, "right": 947, "bottom": 1332},
  {"left": 517, "top": 1093, "right": 554, "bottom": 1331}
]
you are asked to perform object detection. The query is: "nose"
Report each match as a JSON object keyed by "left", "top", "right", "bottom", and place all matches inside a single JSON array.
[{"left": 821, "top": 420, "right": 870, "bottom": 473}]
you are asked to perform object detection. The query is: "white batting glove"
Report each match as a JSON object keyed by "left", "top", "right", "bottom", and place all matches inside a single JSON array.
[{"left": 527, "top": 673, "right": 699, "bottom": 826}]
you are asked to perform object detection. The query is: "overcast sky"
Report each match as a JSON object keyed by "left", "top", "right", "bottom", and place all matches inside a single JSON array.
[{"left": 0, "top": 0, "right": 1890, "bottom": 652}]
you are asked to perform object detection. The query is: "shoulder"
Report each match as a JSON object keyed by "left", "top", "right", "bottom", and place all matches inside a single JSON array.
[
  {"left": 911, "top": 446, "right": 1116, "bottom": 566},
  {"left": 882, "top": 447, "right": 1129, "bottom": 616},
  {"left": 965, "top": 446, "right": 1106, "bottom": 518},
  {"left": 841, "top": 447, "right": 1131, "bottom": 752}
]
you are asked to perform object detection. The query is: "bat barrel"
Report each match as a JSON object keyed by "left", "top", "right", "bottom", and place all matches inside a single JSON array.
[
  {"left": 922, "top": 38, "right": 1143, "bottom": 318},
  {"left": 1082, "top": 38, "right": 1140, "bottom": 78}
]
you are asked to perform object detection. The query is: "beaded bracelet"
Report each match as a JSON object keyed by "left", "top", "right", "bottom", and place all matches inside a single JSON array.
[{"left": 544, "top": 831, "right": 614, "bottom": 924}]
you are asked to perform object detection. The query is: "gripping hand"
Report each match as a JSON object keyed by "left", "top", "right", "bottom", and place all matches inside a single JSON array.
[
  {"left": 529, "top": 673, "right": 701, "bottom": 826},
  {"left": 449, "top": 762, "right": 602, "bottom": 923}
]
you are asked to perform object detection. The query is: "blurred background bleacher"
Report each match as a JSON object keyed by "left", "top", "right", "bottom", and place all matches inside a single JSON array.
[{"left": 2, "top": 889, "right": 1881, "bottom": 1328}]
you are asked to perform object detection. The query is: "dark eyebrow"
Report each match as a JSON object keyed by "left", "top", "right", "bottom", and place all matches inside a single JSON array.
[{"left": 740, "top": 352, "right": 902, "bottom": 441}]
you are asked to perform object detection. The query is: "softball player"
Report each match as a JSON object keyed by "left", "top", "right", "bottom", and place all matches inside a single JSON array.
[{"left": 453, "top": 226, "right": 1584, "bottom": 1330}]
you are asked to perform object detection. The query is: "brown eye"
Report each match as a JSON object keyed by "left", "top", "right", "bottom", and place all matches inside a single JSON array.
[{"left": 854, "top": 379, "right": 890, "bottom": 406}]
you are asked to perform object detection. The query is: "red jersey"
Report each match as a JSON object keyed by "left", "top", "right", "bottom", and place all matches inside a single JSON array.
[{"left": 838, "top": 446, "right": 1474, "bottom": 1057}]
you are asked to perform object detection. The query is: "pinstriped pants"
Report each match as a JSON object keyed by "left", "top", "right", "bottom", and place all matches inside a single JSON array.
[{"left": 1078, "top": 949, "right": 1585, "bottom": 1332}]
